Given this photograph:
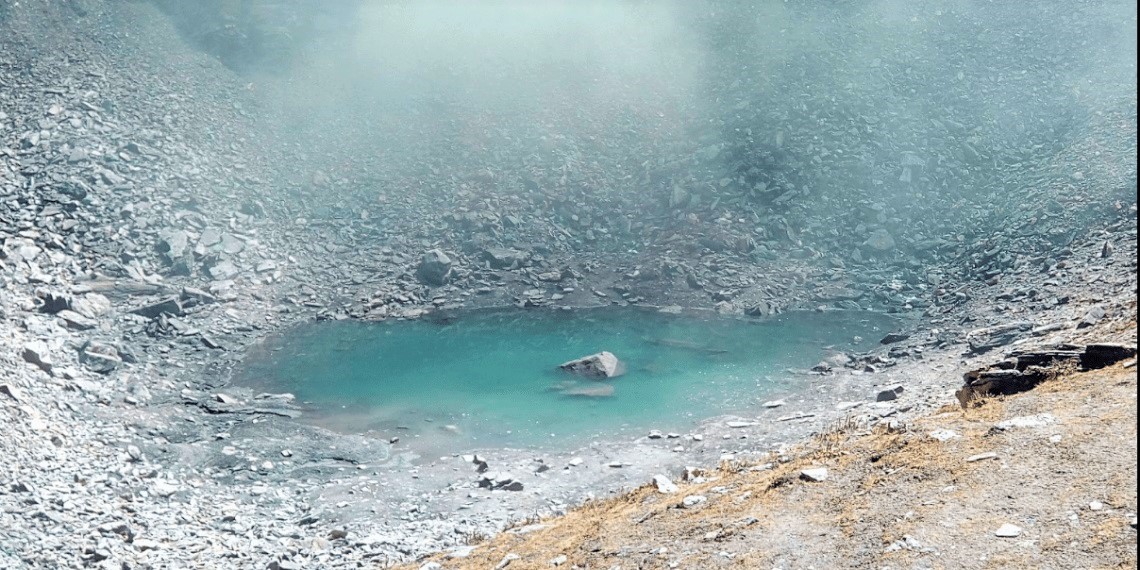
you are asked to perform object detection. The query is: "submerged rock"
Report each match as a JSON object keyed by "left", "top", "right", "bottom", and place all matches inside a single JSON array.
[
  {"left": 559, "top": 351, "right": 624, "bottom": 379},
  {"left": 556, "top": 383, "right": 615, "bottom": 398}
]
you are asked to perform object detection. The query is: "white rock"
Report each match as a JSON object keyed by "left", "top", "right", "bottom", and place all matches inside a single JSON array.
[
  {"left": 995, "top": 413, "right": 1057, "bottom": 430},
  {"left": 152, "top": 481, "right": 179, "bottom": 498},
  {"left": 966, "top": 452, "right": 999, "bottom": 463},
  {"left": 800, "top": 467, "right": 829, "bottom": 482},
  {"left": 1089, "top": 501, "right": 1105, "bottom": 511},
  {"left": 447, "top": 546, "right": 476, "bottom": 558},
  {"left": 994, "top": 523, "right": 1022, "bottom": 537},
  {"left": 133, "top": 539, "right": 161, "bottom": 551},
  {"left": 653, "top": 475, "right": 678, "bottom": 494},
  {"left": 726, "top": 421, "right": 758, "bottom": 428},
  {"left": 495, "top": 553, "right": 520, "bottom": 569},
  {"left": 559, "top": 351, "right": 624, "bottom": 379},
  {"left": 762, "top": 399, "right": 785, "bottom": 408},
  {"left": 929, "top": 429, "right": 960, "bottom": 442},
  {"left": 550, "top": 554, "right": 568, "bottom": 566},
  {"left": 682, "top": 495, "right": 707, "bottom": 507}
]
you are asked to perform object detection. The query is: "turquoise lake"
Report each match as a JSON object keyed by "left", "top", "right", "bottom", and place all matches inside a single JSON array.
[{"left": 236, "top": 308, "right": 898, "bottom": 454}]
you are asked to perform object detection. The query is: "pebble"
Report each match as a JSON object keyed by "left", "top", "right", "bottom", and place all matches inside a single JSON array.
[
  {"left": 929, "top": 429, "right": 960, "bottom": 442},
  {"left": 800, "top": 467, "right": 829, "bottom": 482},
  {"left": 682, "top": 495, "right": 707, "bottom": 508},
  {"left": 495, "top": 553, "right": 520, "bottom": 569},
  {"left": 653, "top": 475, "right": 679, "bottom": 494},
  {"left": 995, "top": 414, "right": 1057, "bottom": 430},
  {"left": 994, "top": 523, "right": 1023, "bottom": 538},
  {"left": 726, "top": 421, "right": 758, "bottom": 428}
]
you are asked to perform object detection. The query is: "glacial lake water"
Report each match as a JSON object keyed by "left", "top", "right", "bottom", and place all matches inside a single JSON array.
[{"left": 236, "top": 308, "right": 898, "bottom": 454}]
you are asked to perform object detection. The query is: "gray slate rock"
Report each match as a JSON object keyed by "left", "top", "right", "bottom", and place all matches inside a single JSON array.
[
  {"left": 416, "top": 249, "right": 454, "bottom": 286},
  {"left": 131, "top": 297, "right": 183, "bottom": 319},
  {"left": 22, "top": 341, "right": 53, "bottom": 374}
]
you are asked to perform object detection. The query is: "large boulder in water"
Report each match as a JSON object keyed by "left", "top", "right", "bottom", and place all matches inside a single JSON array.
[
  {"left": 559, "top": 351, "right": 624, "bottom": 379},
  {"left": 416, "top": 249, "right": 453, "bottom": 286}
]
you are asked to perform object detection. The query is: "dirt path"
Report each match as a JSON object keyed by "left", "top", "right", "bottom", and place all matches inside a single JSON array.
[{"left": 407, "top": 329, "right": 1138, "bottom": 570}]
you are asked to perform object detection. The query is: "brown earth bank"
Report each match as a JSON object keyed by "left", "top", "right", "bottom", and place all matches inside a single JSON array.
[{"left": 405, "top": 324, "right": 1138, "bottom": 570}]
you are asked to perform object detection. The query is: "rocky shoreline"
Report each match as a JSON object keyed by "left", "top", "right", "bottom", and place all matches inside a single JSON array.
[{"left": 2, "top": 1, "right": 1137, "bottom": 568}]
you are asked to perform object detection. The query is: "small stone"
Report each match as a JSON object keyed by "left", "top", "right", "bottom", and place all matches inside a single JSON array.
[
  {"left": 994, "top": 523, "right": 1022, "bottom": 538},
  {"left": 995, "top": 414, "right": 1057, "bottom": 430},
  {"left": 682, "top": 495, "right": 707, "bottom": 508},
  {"left": 800, "top": 467, "right": 829, "bottom": 482},
  {"left": 130, "top": 297, "right": 183, "bottom": 319},
  {"left": 863, "top": 229, "right": 896, "bottom": 252},
  {"left": 1077, "top": 305, "right": 1106, "bottom": 329},
  {"left": 133, "top": 539, "right": 161, "bottom": 551},
  {"left": 966, "top": 452, "right": 999, "bottom": 462},
  {"left": 726, "top": 420, "right": 758, "bottom": 428},
  {"left": 416, "top": 249, "right": 453, "bottom": 286},
  {"left": 761, "top": 400, "right": 785, "bottom": 408},
  {"left": 0, "top": 384, "right": 23, "bottom": 402},
  {"left": 550, "top": 555, "right": 568, "bottom": 566},
  {"left": 152, "top": 481, "right": 178, "bottom": 498},
  {"left": 875, "top": 385, "right": 904, "bottom": 402},
  {"left": 22, "top": 341, "right": 53, "bottom": 374},
  {"left": 1088, "top": 501, "right": 1104, "bottom": 511},
  {"left": 929, "top": 429, "right": 960, "bottom": 442},
  {"left": 653, "top": 475, "right": 678, "bottom": 494},
  {"left": 495, "top": 553, "right": 520, "bottom": 569}
]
